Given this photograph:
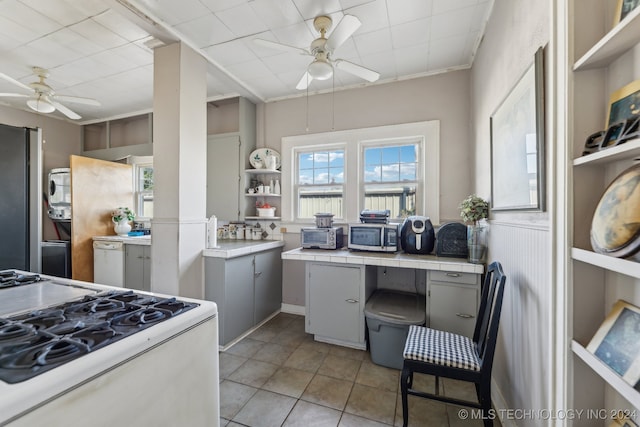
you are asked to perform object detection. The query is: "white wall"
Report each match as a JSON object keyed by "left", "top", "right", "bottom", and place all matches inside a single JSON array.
[
  {"left": 258, "top": 71, "right": 474, "bottom": 306},
  {"left": 0, "top": 104, "right": 81, "bottom": 240},
  {"left": 470, "top": 0, "right": 552, "bottom": 424}
]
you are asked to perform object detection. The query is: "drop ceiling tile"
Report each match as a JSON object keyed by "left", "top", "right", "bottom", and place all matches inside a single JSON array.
[
  {"left": 204, "top": 39, "right": 257, "bottom": 67},
  {"left": 135, "top": 0, "right": 210, "bottom": 26},
  {"left": 293, "top": 0, "right": 343, "bottom": 20},
  {"left": 272, "top": 22, "right": 315, "bottom": 49},
  {"left": 331, "top": 38, "right": 359, "bottom": 61},
  {"left": 0, "top": 0, "right": 62, "bottom": 36},
  {"left": 62, "top": 0, "right": 110, "bottom": 18},
  {"left": 48, "top": 28, "right": 103, "bottom": 57},
  {"left": 200, "top": 0, "right": 247, "bottom": 13},
  {"left": 427, "top": 35, "right": 467, "bottom": 70},
  {"left": 69, "top": 19, "right": 128, "bottom": 50},
  {"left": 0, "top": 31, "right": 22, "bottom": 51},
  {"left": 8, "top": 44, "right": 69, "bottom": 70},
  {"left": 0, "top": 14, "right": 46, "bottom": 44},
  {"left": 432, "top": 0, "right": 479, "bottom": 15},
  {"left": 215, "top": 3, "right": 269, "bottom": 38},
  {"left": 390, "top": 17, "right": 430, "bottom": 49},
  {"left": 394, "top": 44, "right": 428, "bottom": 75},
  {"left": 339, "top": 0, "right": 377, "bottom": 9},
  {"left": 386, "top": 0, "right": 433, "bottom": 26},
  {"left": 359, "top": 50, "right": 397, "bottom": 78},
  {"left": 174, "top": 14, "right": 235, "bottom": 48},
  {"left": 226, "top": 58, "right": 274, "bottom": 81},
  {"left": 92, "top": 9, "right": 149, "bottom": 42},
  {"left": 462, "top": 30, "right": 481, "bottom": 64},
  {"left": 25, "top": 36, "right": 84, "bottom": 67},
  {"left": 110, "top": 43, "right": 154, "bottom": 67},
  {"left": 249, "top": 0, "right": 303, "bottom": 29},
  {"left": 261, "top": 51, "right": 311, "bottom": 74},
  {"left": 19, "top": 0, "right": 89, "bottom": 26},
  {"left": 353, "top": 27, "right": 393, "bottom": 57},
  {"left": 345, "top": 0, "right": 388, "bottom": 34},
  {"left": 472, "top": 1, "right": 493, "bottom": 32},
  {"left": 429, "top": 6, "right": 477, "bottom": 41}
]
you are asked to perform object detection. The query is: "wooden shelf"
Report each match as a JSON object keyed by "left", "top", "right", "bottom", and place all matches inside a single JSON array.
[
  {"left": 572, "top": 248, "right": 640, "bottom": 279},
  {"left": 574, "top": 6, "right": 640, "bottom": 71},
  {"left": 245, "top": 216, "right": 281, "bottom": 220},
  {"left": 573, "top": 138, "right": 640, "bottom": 166},
  {"left": 245, "top": 169, "right": 281, "bottom": 174},
  {"left": 572, "top": 340, "right": 640, "bottom": 408}
]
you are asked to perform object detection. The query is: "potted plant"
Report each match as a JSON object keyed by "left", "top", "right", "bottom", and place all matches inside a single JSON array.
[
  {"left": 111, "top": 207, "right": 135, "bottom": 236},
  {"left": 459, "top": 195, "right": 489, "bottom": 264}
]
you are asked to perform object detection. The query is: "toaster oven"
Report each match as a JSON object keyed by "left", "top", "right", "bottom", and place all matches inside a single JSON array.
[{"left": 301, "top": 227, "right": 344, "bottom": 250}]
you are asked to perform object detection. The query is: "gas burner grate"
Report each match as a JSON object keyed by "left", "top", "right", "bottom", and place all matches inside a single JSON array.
[{"left": 0, "top": 271, "right": 44, "bottom": 289}]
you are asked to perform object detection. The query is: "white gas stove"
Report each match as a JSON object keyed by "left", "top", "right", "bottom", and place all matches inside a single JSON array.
[{"left": 0, "top": 271, "right": 219, "bottom": 426}]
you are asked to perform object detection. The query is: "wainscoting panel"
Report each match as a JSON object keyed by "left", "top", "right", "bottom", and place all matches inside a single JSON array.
[{"left": 487, "top": 220, "right": 552, "bottom": 427}]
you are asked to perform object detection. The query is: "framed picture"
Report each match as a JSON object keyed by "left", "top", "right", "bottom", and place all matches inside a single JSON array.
[
  {"left": 615, "top": 0, "right": 640, "bottom": 26},
  {"left": 490, "top": 47, "right": 545, "bottom": 211},
  {"left": 607, "top": 79, "right": 640, "bottom": 129},
  {"left": 587, "top": 300, "right": 640, "bottom": 386}
]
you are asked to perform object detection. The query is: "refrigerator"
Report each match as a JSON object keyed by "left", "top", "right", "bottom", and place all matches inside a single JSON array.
[{"left": 0, "top": 123, "right": 42, "bottom": 271}]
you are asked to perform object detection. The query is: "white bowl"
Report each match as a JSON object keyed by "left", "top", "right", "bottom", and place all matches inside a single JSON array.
[{"left": 257, "top": 207, "right": 276, "bottom": 217}]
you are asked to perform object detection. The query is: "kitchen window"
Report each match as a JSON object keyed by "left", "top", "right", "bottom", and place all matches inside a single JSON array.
[
  {"left": 281, "top": 121, "right": 439, "bottom": 225},
  {"left": 135, "top": 163, "right": 153, "bottom": 219}
]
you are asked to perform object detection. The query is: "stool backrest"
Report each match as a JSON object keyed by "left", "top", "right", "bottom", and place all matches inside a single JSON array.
[{"left": 472, "top": 261, "right": 507, "bottom": 374}]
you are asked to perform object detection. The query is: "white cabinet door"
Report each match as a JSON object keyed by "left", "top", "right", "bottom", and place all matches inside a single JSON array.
[
  {"left": 307, "top": 263, "right": 363, "bottom": 346},
  {"left": 429, "top": 282, "right": 477, "bottom": 337}
]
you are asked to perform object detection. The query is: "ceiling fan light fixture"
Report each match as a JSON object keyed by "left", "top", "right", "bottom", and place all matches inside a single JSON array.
[
  {"left": 27, "top": 95, "right": 55, "bottom": 113},
  {"left": 308, "top": 59, "right": 333, "bottom": 81}
]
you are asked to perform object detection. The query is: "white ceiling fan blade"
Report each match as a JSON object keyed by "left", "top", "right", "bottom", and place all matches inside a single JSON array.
[
  {"left": 334, "top": 59, "right": 380, "bottom": 82},
  {"left": 326, "top": 15, "right": 361, "bottom": 51},
  {"left": 296, "top": 72, "right": 313, "bottom": 90},
  {"left": 53, "top": 94, "right": 101, "bottom": 106},
  {"left": 50, "top": 100, "right": 81, "bottom": 120},
  {"left": 253, "top": 38, "right": 310, "bottom": 55},
  {"left": 0, "top": 93, "right": 29, "bottom": 98},
  {"left": 0, "top": 72, "right": 33, "bottom": 93}
]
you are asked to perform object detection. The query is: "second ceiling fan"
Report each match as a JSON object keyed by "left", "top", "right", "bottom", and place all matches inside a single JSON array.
[{"left": 254, "top": 14, "right": 380, "bottom": 90}]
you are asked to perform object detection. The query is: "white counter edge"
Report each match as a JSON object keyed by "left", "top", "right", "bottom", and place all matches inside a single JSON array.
[
  {"left": 281, "top": 247, "right": 484, "bottom": 273},
  {"left": 203, "top": 240, "right": 285, "bottom": 259}
]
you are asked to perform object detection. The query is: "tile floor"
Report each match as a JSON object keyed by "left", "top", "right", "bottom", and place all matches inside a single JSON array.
[{"left": 219, "top": 313, "right": 501, "bottom": 427}]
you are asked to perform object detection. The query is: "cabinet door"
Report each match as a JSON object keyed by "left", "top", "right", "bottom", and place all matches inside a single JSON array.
[
  {"left": 223, "top": 256, "right": 255, "bottom": 345},
  {"left": 307, "top": 263, "right": 362, "bottom": 343},
  {"left": 207, "top": 134, "right": 240, "bottom": 220},
  {"left": 124, "top": 245, "right": 145, "bottom": 291},
  {"left": 141, "top": 246, "right": 151, "bottom": 292},
  {"left": 254, "top": 249, "right": 282, "bottom": 324},
  {"left": 429, "top": 282, "right": 477, "bottom": 337}
]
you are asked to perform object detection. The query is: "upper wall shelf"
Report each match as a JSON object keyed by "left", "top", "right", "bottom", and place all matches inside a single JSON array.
[
  {"left": 574, "top": 6, "right": 640, "bottom": 71},
  {"left": 573, "top": 138, "right": 640, "bottom": 166},
  {"left": 572, "top": 248, "right": 640, "bottom": 279}
]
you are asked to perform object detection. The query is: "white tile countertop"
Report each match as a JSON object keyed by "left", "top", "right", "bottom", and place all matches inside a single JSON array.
[
  {"left": 93, "top": 235, "right": 151, "bottom": 245},
  {"left": 203, "top": 240, "right": 285, "bottom": 259},
  {"left": 281, "top": 247, "right": 485, "bottom": 274}
]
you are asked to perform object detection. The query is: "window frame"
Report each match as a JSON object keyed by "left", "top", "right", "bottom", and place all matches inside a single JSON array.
[
  {"left": 281, "top": 121, "right": 439, "bottom": 227},
  {"left": 130, "top": 156, "right": 153, "bottom": 220}
]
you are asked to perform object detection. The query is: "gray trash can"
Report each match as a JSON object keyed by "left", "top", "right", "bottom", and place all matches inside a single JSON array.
[{"left": 364, "top": 290, "right": 426, "bottom": 369}]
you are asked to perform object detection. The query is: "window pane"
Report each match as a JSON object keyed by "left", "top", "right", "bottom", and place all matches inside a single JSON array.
[
  {"left": 381, "top": 146, "right": 399, "bottom": 164},
  {"left": 299, "top": 153, "right": 314, "bottom": 169},
  {"left": 329, "top": 167, "right": 344, "bottom": 183},
  {"left": 400, "top": 145, "right": 417, "bottom": 162},
  {"left": 364, "top": 184, "right": 416, "bottom": 218},
  {"left": 364, "top": 165, "right": 380, "bottom": 182},
  {"left": 299, "top": 169, "right": 314, "bottom": 185},
  {"left": 364, "top": 147, "right": 381, "bottom": 165},
  {"left": 400, "top": 163, "right": 417, "bottom": 181},
  {"left": 329, "top": 151, "right": 344, "bottom": 167},
  {"left": 298, "top": 185, "right": 343, "bottom": 218},
  {"left": 314, "top": 169, "right": 329, "bottom": 184},
  {"left": 381, "top": 164, "right": 400, "bottom": 182},
  {"left": 313, "top": 152, "right": 329, "bottom": 167}
]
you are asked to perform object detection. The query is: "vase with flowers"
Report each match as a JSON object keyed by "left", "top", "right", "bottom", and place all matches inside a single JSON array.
[
  {"left": 112, "top": 207, "right": 135, "bottom": 236},
  {"left": 459, "top": 194, "right": 489, "bottom": 264}
]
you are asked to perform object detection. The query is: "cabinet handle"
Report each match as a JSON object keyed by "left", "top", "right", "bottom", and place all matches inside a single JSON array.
[
  {"left": 254, "top": 271, "right": 262, "bottom": 278},
  {"left": 446, "top": 273, "right": 461, "bottom": 277},
  {"left": 345, "top": 299, "right": 358, "bottom": 303},
  {"left": 455, "top": 313, "right": 474, "bottom": 319}
]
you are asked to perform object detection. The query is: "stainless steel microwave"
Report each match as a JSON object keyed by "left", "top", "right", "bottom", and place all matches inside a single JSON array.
[
  {"left": 348, "top": 223, "right": 399, "bottom": 252},
  {"left": 301, "top": 227, "right": 344, "bottom": 250}
]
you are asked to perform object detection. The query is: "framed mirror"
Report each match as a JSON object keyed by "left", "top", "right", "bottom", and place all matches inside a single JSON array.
[{"left": 490, "top": 46, "right": 545, "bottom": 212}]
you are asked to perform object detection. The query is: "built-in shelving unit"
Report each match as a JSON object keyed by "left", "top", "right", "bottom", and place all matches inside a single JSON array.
[
  {"left": 244, "top": 169, "right": 281, "bottom": 221},
  {"left": 568, "top": 1, "right": 640, "bottom": 416}
]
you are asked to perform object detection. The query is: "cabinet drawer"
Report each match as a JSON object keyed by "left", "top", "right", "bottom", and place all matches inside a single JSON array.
[
  {"left": 428, "top": 270, "right": 478, "bottom": 285},
  {"left": 429, "top": 283, "right": 478, "bottom": 337}
]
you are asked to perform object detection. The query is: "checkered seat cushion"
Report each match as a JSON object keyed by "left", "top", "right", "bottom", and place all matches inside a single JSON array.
[{"left": 403, "top": 325, "right": 481, "bottom": 371}]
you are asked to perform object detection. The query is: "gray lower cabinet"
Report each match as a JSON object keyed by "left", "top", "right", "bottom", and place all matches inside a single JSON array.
[
  {"left": 306, "top": 262, "right": 372, "bottom": 349},
  {"left": 205, "top": 248, "right": 282, "bottom": 346},
  {"left": 427, "top": 271, "right": 480, "bottom": 338},
  {"left": 124, "top": 244, "right": 151, "bottom": 292}
]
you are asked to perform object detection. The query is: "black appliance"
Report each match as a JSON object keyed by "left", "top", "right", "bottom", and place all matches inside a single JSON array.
[
  {"left": 0, "top": 124, "right": 41, "bottom": 270},
  {"left": 400, "top": 216, "right": 435, "bottom": 254},
  {"left": 0, "top": 271, "right": 197, "bottom": 384},
  {"left": 359, "top": 209, "right": 390, "bottom": 224},
  {"left": 41, "top": 240, "right": 71, "bottom": 278},
  {"left": 435, "top": 222, "right": 469, "bottom": 258}
]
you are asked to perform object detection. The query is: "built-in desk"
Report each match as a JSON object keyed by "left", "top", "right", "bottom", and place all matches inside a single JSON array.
[{"left": 282, "top": 247, "right": 484, "bottom": 350}]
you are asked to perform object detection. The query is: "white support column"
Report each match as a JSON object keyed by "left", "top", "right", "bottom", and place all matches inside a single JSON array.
[{"left": 151, "top": 42, "right": 207, "bottom": 298}]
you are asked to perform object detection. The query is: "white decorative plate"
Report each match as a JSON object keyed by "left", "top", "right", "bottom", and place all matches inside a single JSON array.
[{"left": 250, "top": 148, "right": 281, "bottom": 170}]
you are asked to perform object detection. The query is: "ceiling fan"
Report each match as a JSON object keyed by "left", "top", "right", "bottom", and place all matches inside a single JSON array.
[
  {"left": 0, "top": 67, "right": 100, "bottom": 120},
  {"left": 254, "top": 15, "right": 380, "bottom": 90}
]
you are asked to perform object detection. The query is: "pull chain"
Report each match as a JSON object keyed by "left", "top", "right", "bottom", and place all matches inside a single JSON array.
[
  {"left": 305, "top": 73, "right": 310, "bottom": 132},
  {"left": 332, "top": 72, "right": 335, "bottom": 131}
]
